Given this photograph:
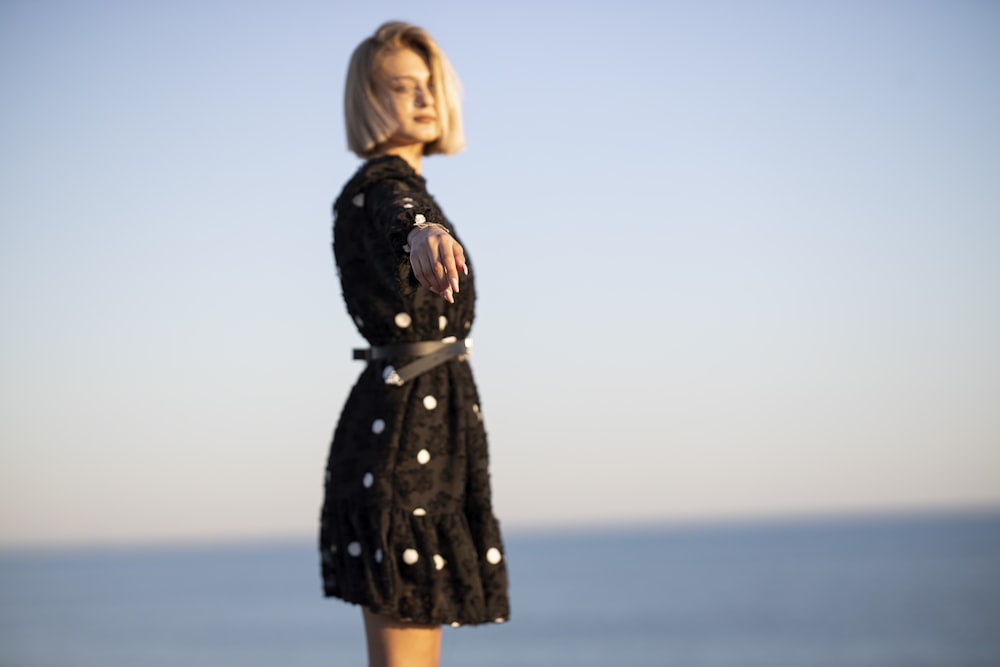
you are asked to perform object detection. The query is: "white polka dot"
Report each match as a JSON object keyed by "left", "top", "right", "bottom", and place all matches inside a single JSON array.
[
  {"left": 402, "top": 548, "right": 419, "bottom": 565},
  {"left": 372, "top": 419, "right": 385, "bottom": 434},
  {"left": 433, "top": 554, "right": 446, "bottom": 570},
  {"left": 414, "top": 213, "right": 426, "bottom": 224},
  {"left": 494, "top": 617, "right": 506, "bottom": 624},
  {"left": 351, "top": 193, "right": 365, "bottom": 207},
  {"left": 403, "top": 202, "right": 414, "bottom": 209},
  {"left": 464, "top": 320, "right": 471, "bottom": 329},
  {"left": 383, "top": 367, "right": 402, "bottom": 386},
  {"left": 417, "top": 449, "right": 431, "bottom": 464},
  {"left": 412, "top": 507, "right": 427, "bottom": 517},
  {"left": 438, "top": 315, "right": 448, "bottom": 331},
  {"left": 354, "top": 315, "right": 364, "bottom": 327},
  {"left": 423, "top": 395, "right": 438, "bottom": 410},
  {"left": 394, "top": 312, "right": 412, "bottom": 328},
  {"left": 473, "top": 404, "right": 482, "bottom": 421},
  {"left": 450, "top": 622, "right": 461, "bottom": 628},
  {"left": 374, "top": 548, "right": 383, "bottom": 564},
  {"left": 329, "top": 544, "right": 338, "bottom": 554},
  {"left": 348, "top": 542, "right": 362, "bottom": 557},
  {"left": 486, "top": 547, "right": 502, "bottom": 565},
  {"left": 362, "top": 472, "right": 374, "bottom": 488}
]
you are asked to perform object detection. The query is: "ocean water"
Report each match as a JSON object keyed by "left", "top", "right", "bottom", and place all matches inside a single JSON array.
[{"left": 1, "top": 512, "right": 999, "bottom": 667}]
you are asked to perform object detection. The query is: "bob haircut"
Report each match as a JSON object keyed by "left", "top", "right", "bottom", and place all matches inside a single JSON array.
[{"left": 344, "top": 22, "right": 465, "bottom": 158}]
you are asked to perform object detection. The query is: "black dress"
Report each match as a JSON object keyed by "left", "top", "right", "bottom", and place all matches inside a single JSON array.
[{"left": 319, "top": 155, "right": 510, "bottom": 626}]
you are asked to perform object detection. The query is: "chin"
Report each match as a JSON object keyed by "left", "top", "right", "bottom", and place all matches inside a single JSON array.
[{"left": 418, "top": 126, "right": 441, "bottom": 141}]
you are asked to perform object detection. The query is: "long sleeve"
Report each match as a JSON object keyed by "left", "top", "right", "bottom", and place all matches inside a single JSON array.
[
  {"left": 365, "top": 176, "right": 450, "bottom": 255},
  {"left": 332, "top": 155, "right": 468, "bottom": 344}
]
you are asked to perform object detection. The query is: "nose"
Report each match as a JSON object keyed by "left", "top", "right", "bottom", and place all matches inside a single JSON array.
[{"left": 415, "top": 85, "right": 433, "bottom": 107}]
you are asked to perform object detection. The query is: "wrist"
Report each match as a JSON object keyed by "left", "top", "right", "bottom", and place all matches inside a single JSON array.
[
  {"left": 404, "top": 222, "right": 447, "bottom": 253},
  {"left": 407, "top": 221, "right": 448, "bottom": 245}
]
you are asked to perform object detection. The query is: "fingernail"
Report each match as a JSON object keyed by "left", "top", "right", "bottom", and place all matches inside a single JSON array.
[
  {"left": 462, "top": 263, "right": 469, "bottom": 275},
  {"left": 450, "top": 277, "right": 460, "bottom": 294},
  {"left": 444, "top": 287, "right": 454, "bottom": 303}
]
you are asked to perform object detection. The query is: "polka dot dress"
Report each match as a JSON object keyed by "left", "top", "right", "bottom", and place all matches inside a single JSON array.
[{"left": 320, "top": 156, "right": 509, "bottom": 626}]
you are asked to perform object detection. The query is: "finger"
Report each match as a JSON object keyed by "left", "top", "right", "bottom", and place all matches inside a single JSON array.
[
  {"left": 423, "top": 237, "right": 448, "bottom": 294},
  {"left": 410, "top": 228, "right": 455, "bottom": 301},
  {"left": 410, "top": 251, "right": 434, "bottom": 291},
  {"left": 413, "top": 249, "right": 451, "bottom": 301},
  {"left": 431, "top": 252, "right": 448, "bottom": 293},
  {"left": 452, "top": 243, "right": 468, "bottom": 277},
  {"left": 439, "top": 240, "right": 460, "bottom": 294}
]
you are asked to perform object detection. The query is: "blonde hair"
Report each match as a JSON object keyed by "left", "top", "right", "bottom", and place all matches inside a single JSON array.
[{"left": 344, "top": 21, "right": 465, "bottom": 157}]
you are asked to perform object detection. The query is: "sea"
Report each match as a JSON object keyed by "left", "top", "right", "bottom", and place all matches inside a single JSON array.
[{"left": 1, "top": 511, "right": 998, "bottom": 667}]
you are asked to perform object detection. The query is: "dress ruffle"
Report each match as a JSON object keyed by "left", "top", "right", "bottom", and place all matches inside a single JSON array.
[{"left": 320, "top": 502, "right": 509, "bottom": 625}]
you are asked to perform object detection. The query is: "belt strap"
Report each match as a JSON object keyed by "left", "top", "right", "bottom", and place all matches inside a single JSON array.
[{"left": 353, "top": 338, "right": 471, "bottom": 386}]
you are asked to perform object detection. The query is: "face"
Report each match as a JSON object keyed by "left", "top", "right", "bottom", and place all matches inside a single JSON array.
[{"left": 376, "top": 48, "right": 440, "bottom": 149}]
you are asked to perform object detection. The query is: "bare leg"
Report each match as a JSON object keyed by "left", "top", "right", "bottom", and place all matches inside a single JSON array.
[{"left": 362, "top": 607, "right": 442, "bottom": 667}]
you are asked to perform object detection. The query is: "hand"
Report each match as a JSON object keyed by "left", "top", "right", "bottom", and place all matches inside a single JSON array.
[{"left": 407, "top": 224, "right": 468, "bottom": 303}]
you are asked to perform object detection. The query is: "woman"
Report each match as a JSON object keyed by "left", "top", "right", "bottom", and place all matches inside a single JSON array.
[{"left": 319, "top": 21, "right": 510, "bottom": 667}]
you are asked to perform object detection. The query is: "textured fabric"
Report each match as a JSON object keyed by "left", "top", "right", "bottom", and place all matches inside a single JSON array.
[{"left": 319, "top": 156, "right": 510, "bottom": 626}]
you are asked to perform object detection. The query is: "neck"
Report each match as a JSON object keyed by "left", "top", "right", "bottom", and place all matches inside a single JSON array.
[{"left": 378, "top": 144, "right": 423, "bottom": 174}]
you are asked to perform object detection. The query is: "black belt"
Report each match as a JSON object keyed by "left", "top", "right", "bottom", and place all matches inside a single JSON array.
[{"left": 353, "top": 337, "right": 471, "bottom": 386}]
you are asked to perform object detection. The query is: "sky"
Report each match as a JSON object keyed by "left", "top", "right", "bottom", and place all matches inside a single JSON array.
[{"left": 1, "top": 0, "right": 998, "bottom": 548}]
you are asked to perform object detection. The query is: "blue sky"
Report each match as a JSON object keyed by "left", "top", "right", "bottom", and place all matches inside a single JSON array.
[{"left": 2, "top": 0, "right": 998, "bottom": 546}]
